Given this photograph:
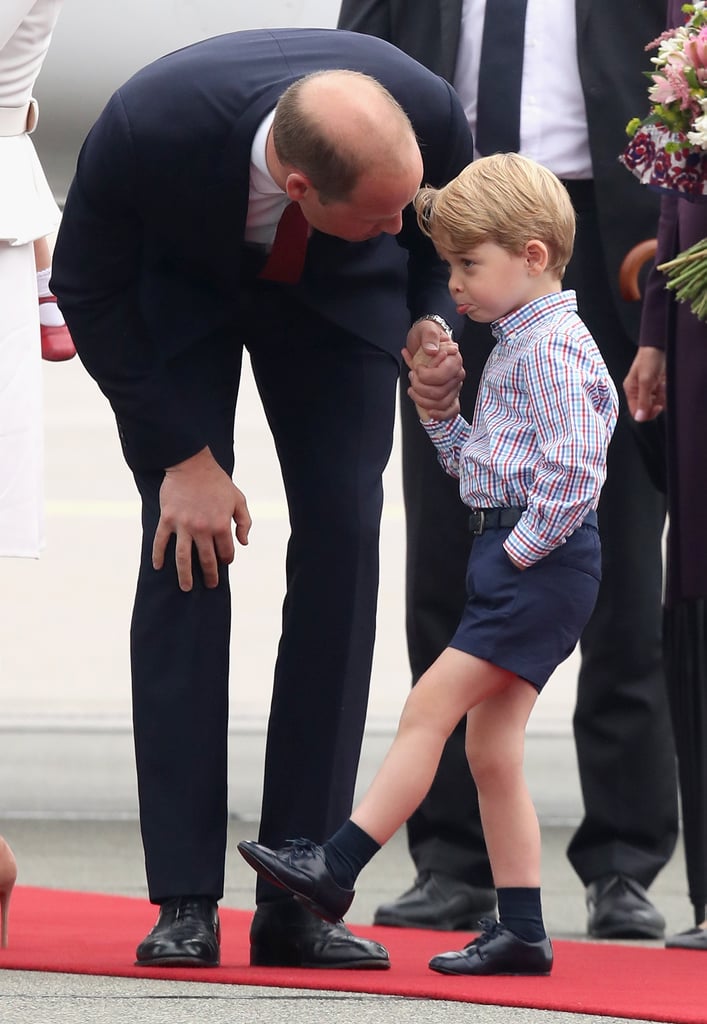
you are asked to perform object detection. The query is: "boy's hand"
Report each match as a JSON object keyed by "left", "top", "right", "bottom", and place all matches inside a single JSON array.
[
  {"left": 403, "top": 320, "right": 464, "bottom": 422},
  {"left": 410, "top": 337, "right": 459, "bottom": 369}
]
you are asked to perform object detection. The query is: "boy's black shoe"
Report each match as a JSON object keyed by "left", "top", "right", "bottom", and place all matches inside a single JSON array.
[
  {"left": 428, "top": 918, "right": 553, "bottom": 976},
  {"left": 238, "top": 838, "right": 354, "bottom": 923}
]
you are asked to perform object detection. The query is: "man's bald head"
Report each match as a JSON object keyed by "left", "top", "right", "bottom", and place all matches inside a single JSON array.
[{"left": 272, "top": 70, "right": 420, "bottom": 203}]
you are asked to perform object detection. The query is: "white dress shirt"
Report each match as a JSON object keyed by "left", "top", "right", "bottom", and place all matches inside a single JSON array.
[
  {"left": 246, "top": 109, "right": 289, "bottom": 247},
  {"left": 455, "top": 0, "right": 592, "bottom": 178}
]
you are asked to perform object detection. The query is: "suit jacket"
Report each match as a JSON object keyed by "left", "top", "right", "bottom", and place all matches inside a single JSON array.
[
  {"left": 51, "top": 28, "right": 473, "bottom": 472},
  {"left": 338, "top": 0, "right": 666, "bottom": 338}
]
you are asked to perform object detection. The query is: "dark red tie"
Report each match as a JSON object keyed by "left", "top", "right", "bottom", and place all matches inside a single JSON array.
[{"left": 258, "top": 201, "right": 309, "bottom": 284}]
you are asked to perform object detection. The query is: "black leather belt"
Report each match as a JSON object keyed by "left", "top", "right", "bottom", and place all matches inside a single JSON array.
[
  {"left": 468, "top": 507, "right": 525, "bottom": 535},
  {"left": 468, "top": 507, "right": 598, "bottom": 535}
]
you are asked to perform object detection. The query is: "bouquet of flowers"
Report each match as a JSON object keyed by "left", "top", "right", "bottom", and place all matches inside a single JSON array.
[
  {"left": 622, "top": 1, "right": 707, "bottom": 197},
  {"left": 621, "top": 2, "right": 707, "bottom": 319}
]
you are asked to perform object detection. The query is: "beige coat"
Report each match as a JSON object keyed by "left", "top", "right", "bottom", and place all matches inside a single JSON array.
[{"left": 0, "top": 0, "right": 63, "bottom": 556}]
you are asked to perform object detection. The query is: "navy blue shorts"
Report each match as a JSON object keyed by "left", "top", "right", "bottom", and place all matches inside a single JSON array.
[{"left": 449, "top": 521, "right": 601, "bottom": 691}]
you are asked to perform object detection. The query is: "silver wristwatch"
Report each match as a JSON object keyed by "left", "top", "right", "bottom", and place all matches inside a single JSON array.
[{"left": 412, "top": 313, "right": 454, "bottom": 339}]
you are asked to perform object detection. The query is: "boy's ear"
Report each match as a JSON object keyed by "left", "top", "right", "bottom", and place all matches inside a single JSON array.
[{"left": 525, "top": 239, "right": 549, "bottom": 275}]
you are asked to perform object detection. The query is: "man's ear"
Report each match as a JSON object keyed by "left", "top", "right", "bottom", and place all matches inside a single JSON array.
[
  {"left": 525, "top": 239, "right": 549, "bottom": 275},
  {"left": 285, "top": 172, "right": 310, "bottom": 201}
]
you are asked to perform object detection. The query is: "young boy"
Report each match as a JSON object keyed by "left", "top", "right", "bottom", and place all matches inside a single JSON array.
[{"left": 238, "top": 154, "right": 618, "bottom": 976}]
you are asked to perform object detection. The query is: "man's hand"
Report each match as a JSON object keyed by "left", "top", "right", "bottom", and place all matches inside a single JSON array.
[
  {"left": 623, "top": 346, "right": 666, "bottom": 422},
  {"left": 403, "top": 318, "right": 465, "bottom": 421},
  {"left": 152, "top": 447, "right": 252, "bottom": 591}
]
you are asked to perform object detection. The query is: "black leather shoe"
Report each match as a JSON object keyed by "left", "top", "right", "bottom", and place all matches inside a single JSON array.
[
  {"left": 666, "top": 925, "right": 707, "bottom": 950},
  {"left": 374, "top": 872, "right": 497, "bottom": 930},
  {"left": 429, "top": 918, "right": 553, "bottom": 976},
  {"left": 238, "top": 838, "right": 353, "bottom": 923},
  {"left": 250, "top": 899, "right": 390, "bottom": 969},
  {"left": 135, "top": 896, "right": 220, "bottom": 967},
  {"left": 586, "top": 875, "right": 665, "bottom": 939}
]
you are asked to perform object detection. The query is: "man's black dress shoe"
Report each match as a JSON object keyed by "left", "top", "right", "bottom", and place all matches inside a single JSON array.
[
  {"left": 238, "top": 838, "right": 353, "bottom": 923},
  {"left": 586, "top": 874, "right": 665, "bottom": 939},
  {"left": 374, "top": 871, "right": 497, "bottom": 930},
  {"left": 666, "top": 925, "right": 707, "bottom": 950},
  {"left": 429, "top": 919, "right": 553, "bottom": 976},
  {"left": 250, "top": 898, "right": 390, "bottom": 969},
  {"left": 135, "top": 896, "right": 220, "bottom": 967}
]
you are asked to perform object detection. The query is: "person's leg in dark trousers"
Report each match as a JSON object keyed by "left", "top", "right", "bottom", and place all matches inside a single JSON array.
[
  {"left": 564, "top": 183, "right": 678, "bottom": 935},
  {"left": 373, "top": 320, "right": 497, "bottom": 931},
  {"left": 243, "top": 291, "right": 398, "bottom": 967},
  {"left": 249, "top": 298, "right": 398, "bottom": 858},
  {"left": 131, "top": 330, "right": 243, "bottom": 904}
]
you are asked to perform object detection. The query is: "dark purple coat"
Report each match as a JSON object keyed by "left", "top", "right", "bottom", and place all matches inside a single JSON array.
[{"left": 639, "top": 0, "right": 707, "bottom": 605}]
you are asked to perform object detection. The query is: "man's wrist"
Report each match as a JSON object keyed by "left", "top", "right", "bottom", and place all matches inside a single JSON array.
[{"left": 412, "top": 313, "right": 454, "bottom": 339}]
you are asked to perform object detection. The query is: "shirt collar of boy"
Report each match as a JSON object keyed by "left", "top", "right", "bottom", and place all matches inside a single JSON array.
[{"left": 491, "top": 290, "right": 577, "bottom": 344}]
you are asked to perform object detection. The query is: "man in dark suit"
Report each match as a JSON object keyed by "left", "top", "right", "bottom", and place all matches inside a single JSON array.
[
  {"left": 338, "top": 0, "right": 679, "bottom": 939},
  {"left": 50, "top": 28, "right": 471, "bottom": 970}
]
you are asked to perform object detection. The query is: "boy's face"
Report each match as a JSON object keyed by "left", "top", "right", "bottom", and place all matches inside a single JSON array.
[{"left": 435, "top": 237, "right": 556, "bottom": 323}]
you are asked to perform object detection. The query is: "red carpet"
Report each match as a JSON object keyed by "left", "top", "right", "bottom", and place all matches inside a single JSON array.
[{"left": 2, "top": 886, "right": 706, "bottom": 1022}]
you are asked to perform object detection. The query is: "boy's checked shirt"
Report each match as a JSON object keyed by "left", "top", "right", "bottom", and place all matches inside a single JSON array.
[{"left": 423, "top": 291, "right": 618, "bottom": 569}]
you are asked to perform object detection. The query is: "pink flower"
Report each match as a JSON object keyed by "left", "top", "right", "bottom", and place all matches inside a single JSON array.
[
  {"left": 683, "top": 26, "right": 707, "bottom": 84},
  {"left": 656, "top": 57, "right": 703, "bottom": 119},
  {"left": 648, "top": 72, "right": 679, "bottom": 105}
]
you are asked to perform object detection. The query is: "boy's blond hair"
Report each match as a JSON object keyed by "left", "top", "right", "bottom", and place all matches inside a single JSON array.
[{"left": 415, "top": 153, "right": 575, "bottom": 278}]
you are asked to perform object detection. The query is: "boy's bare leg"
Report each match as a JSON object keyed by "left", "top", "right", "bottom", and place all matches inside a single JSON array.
[
  {"left": 351, "top": 648, "right": 518, "bottom": 848},
  {"left": 466, "top": 684, "right": 539, "bottom": 887}
]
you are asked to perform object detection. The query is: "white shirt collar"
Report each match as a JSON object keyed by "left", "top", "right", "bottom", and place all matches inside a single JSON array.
[{"left": 246, "top": 109, "right": 290, "bottom": 245}]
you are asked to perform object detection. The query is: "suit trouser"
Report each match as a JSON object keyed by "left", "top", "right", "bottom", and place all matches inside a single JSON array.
[
  {"left": 400, "top": 185, "right": 679, "bottom": 891},
  {"left": 130, "top": 290, "right": 399, "bottom": 904}
]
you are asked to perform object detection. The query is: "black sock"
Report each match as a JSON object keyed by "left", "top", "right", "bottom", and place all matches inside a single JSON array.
[
  {"left": 496, "top": 887, "right": 547, "bottom": 942},
  {"left": 322, "top": 820, "right": 380, "bottom": 890}
]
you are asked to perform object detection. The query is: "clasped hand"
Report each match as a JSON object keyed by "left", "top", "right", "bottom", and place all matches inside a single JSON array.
[
  {"left": 403, "top": 318, "right": 465, "bottom": 421},
  {"left": 152, "top": 447, "right": 252, "bottom": 591}
]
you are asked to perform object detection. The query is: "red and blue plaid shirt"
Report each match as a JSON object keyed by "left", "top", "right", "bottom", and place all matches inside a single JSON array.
[{"left": 423, "top": 291, "right": 618, "bottom": 568}]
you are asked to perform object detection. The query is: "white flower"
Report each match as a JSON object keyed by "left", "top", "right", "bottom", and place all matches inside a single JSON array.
[
  {"left": 653, "top": 26, "right": 692, "bottom": 67},
  {"left": 687, "top": 111, "right": 707, "bottom": 148}
]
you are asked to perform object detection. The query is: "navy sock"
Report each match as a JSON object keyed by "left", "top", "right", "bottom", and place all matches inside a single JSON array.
[
  {"left": 322, "top": 820, "right": 381, "bottom": 890},
  {"left": 496, "top": 887, "right": 547, "bottom": 942}
]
